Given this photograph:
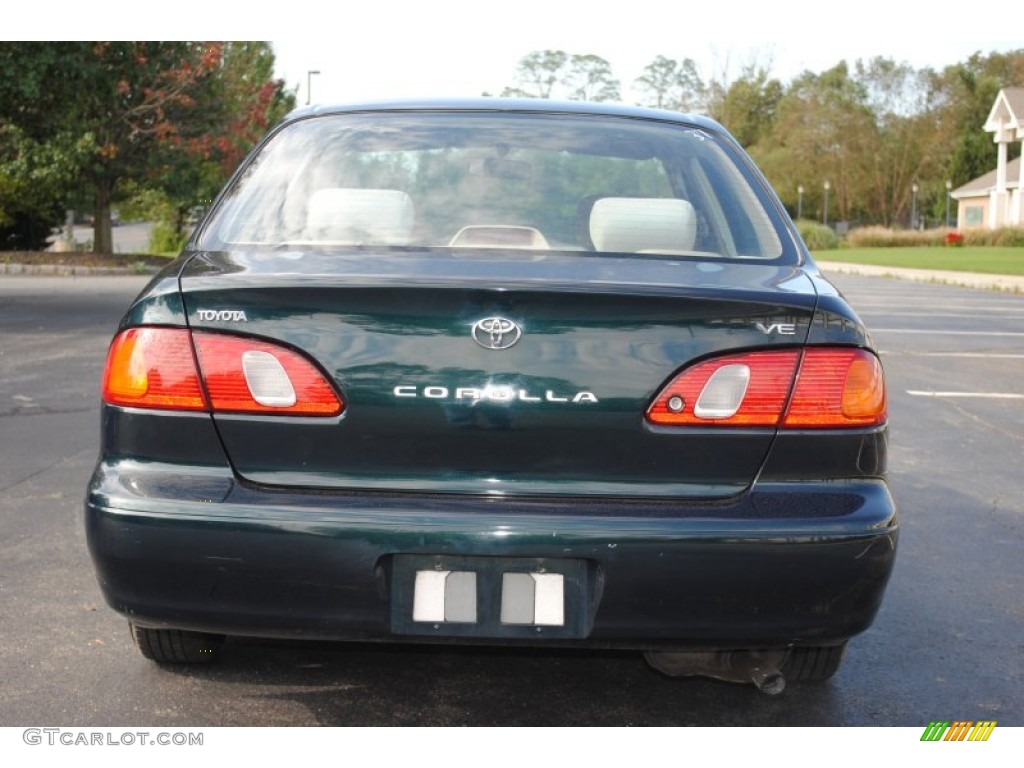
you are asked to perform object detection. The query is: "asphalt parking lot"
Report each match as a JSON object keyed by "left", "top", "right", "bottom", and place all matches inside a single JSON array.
[{"left": 0, "top": 273, "right": 1021, "bottom": 726}]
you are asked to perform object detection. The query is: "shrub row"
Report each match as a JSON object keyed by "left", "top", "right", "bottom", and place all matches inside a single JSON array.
[
  {"left": 844, "top": 225, "right": 1024, "bottom": 248},
  {"left": 795, "top": 220, "right": 839, "bottom": 250},
  {"left": 845, "top": 226, "right": 946, "bottom": 247},
  {"left": 961, "top": 227, "right": 1024, "bottom": 247}
]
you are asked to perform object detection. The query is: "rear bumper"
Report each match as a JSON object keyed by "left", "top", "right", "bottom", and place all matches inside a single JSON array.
[{"left": 85, "top": 461, "right": 898, "bottom": 650}]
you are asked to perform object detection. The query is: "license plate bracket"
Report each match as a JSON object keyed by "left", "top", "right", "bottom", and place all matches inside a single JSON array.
[{"left": 390, "top": 554, "right": 591, "bottom": 640}]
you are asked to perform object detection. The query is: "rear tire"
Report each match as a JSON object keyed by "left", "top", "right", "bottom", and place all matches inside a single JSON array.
[
  {"left": 782, "top": 644, "right": 846, "bottom": 682},
  {"left": 130, "top": 623, "right": 224, "bottom": 664}
]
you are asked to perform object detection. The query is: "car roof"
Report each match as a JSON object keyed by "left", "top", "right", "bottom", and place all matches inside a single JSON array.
[{"left": 283, "top": 97, "right": 726, "bottom": 135}]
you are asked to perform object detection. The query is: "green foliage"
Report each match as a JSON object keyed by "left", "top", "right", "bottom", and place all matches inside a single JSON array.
[
  {"left": 719, "top": 49, "right": 1024, "bottom": 228},
  {"left": 0, "top": 41, "right": 294, "bottom": 253},
  {"left": 0, "top": 123, "right": 92, "bottom": 249},
  {"left": 707, "top": 64, "right": 783, "bottom": 147},
  {"left": 148, "top": 221, "right": 188, "bottom": 255},
  {"left": 796, "top": 220, "right": 839, "bottom": 250},
  {"left": 940, "top": 52, "right": 1024, "bottom": 185}
]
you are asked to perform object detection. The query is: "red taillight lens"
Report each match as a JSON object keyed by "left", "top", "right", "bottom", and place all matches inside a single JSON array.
[
  {"left": 646, "top": 347, "right": 886, "bottom": 429},
  {"left": 102, "top": 328, "right": 343, "bottom": 417},
  {"left": 192, "top": 333, "right": 343, "bottom": 416},
  {"left": 647, "top": 351, "right": 800, "bottom": 427},
  {"left": 102, "top": 328, "right": 207, "bottom": 411}
]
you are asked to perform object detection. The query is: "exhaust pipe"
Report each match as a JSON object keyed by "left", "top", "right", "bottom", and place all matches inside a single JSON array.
[{"left": 644, "top": 649, "right": 788, "bottom": 695}]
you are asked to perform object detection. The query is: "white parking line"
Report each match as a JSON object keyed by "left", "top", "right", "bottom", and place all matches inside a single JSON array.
[
  {"left": 856, "top": 302, "right": 1024, "bottom": 309},
  {"left": 874, "top": 329, "right": 1024, "bottom": 337},
  {"left": 906, "top": 390, "right": 1024, "bottom": 399},
  {"left": 884, "top": 352, "right": 1024, "bottom": 359},
  {"left": 860, "top": 311, "right": 1024, "bottom": 320}
]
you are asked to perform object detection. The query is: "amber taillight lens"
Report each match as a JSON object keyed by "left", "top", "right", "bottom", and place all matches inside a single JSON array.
[
  {"left": 784, "top": 348, "right": 887, "bottom": 427},
  {"left": 102, "top": 328, "right": 343, "bottom": 417},
  {"left": 647, "top": 348, "right": 886, "bottom": 429},
  {"left": 102, "top": 328, "right": 207, "bottom": 411}
]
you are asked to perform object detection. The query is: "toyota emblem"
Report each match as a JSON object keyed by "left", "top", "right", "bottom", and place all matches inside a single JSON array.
[{"left": 471, "top": 317, "right": 522, "bottom": 350}]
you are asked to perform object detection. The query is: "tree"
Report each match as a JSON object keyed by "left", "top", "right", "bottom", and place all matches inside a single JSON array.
[
  {"left": 936, "top": 50, "right": 1024, "bottom": 187},
  {"left": 854, "top": 57, "right": 949, "bottom": 227},
  {"left": 142, "top": 42, "right": 295, "bottom": 246},
  {"left": 0, "top": 125, "right": 91, "bottom": 249},
  {"left": 751, "top": 63, "right": 876, "bottom": 223},
  {"left": 634, "top": 55, "right": 705, "bottom": 112},
  {"left": 707, "top": 64, "right": 783, "bottom": 147},
  {"left": 501, "top": 50, "right": 570, "bottom": 99},
  {"left": 501, "top": 50, "right": 620, "bottom": 102},
  {"left": 564, "top": 54, "right": 620, "bottom": 102},
  {"left": 0, "top": 42, "right": 294, "bottom": 254}
]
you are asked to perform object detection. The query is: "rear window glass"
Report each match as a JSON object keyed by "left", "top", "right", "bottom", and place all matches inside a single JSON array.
[{"left": 199, "top": 111, "right": 787, "bottom": 261}]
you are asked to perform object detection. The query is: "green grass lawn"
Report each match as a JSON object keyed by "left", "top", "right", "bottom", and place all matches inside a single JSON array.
[{"left": 813, "top": 246, "right": 1024, "bottom": 276}]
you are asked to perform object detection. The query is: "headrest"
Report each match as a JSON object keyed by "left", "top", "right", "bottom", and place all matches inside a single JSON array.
[
  {"left": 589, "top": 197, "right": 697, "bottom": 254},
  {"left": 306, "top": 188, "right": 414, "bottom": 245}
]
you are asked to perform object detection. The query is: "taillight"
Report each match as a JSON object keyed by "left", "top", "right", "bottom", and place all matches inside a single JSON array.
[
  {"left": 646, "top": 348, "right": 886, "bottom": 429},
  {"left": 784, "top": 349, "right": 887, "bottom": 427},
  {"left": 192, "top": 333, "right": 342, "bottom": 416},
  {"left": 102, "top": 328, "right": 207, "bottom": 411},
  {"left": 102, "top": 328, "right": 343, "bottom": 417}
]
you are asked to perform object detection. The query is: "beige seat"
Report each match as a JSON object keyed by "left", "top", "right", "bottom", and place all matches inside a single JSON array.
[
  {"left": 589, "top": 197, "right": 697, "bottom": 254},
  {"left": 306, "top": 188, "right": 414, "bottom": 245}
]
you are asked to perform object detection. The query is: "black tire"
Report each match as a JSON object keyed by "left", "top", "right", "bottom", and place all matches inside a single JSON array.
[
  {"left": 130, "top": 623, "right": 224, "bottom": 664},
  {"left": 782, "top": 644, "right": 846, "bottom": 682}
]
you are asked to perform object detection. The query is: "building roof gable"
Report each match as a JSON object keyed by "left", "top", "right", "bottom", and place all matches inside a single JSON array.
[{"left": 984, "top": 87, "right": 1024, "bottom": 139}]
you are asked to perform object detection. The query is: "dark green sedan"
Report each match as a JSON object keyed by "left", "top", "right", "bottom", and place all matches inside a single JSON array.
[{"left": 85, "top": 100, "right": 896, "bottom": 693}]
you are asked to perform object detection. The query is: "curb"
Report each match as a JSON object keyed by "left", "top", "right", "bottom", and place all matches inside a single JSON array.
[
  {"left": 816, "top": 261, "right": 1024, "bottom": 293},
  {"left": 1, "top": 263, "right": 159, "bottom": 277}
]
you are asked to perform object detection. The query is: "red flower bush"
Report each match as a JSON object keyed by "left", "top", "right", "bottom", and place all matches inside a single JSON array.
[{"left": 945, "top": 231, "right": 965, "bottom": 247}]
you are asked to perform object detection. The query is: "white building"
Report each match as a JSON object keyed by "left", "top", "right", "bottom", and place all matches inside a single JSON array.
[{"left": 951, "top": 87, "right": 1024, "bottom": 229}]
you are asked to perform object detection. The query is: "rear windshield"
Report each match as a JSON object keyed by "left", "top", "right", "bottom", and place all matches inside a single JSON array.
[{"left": 199, "top": 111, "right": 788, "bottom": 261}]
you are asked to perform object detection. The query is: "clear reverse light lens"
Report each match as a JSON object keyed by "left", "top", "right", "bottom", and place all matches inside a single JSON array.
[
  {"left": 242, "top": 350, "right": 297, "bottom": 407},
  {"left": 694, "top": 364, "right": 751, "bottom": 419}
]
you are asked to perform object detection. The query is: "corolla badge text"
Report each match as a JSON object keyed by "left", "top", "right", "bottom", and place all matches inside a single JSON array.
[
  {"left": 394, "top": 385, "right": 598, "bottom": 404},
  {"left": 472, "top": 317, "right": 521, "bottom": 350}
]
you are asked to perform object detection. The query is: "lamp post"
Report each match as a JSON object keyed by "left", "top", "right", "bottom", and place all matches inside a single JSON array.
[
  {"left": 945, "top": 180, "right": 953, "bottom": 228},
  {"left": 822, "top": 180, "right": 830, "bottom": 226},
  {"left": 797, "top": 185, "right": 804, "bottom": 220},
  {"left": 306, "top": 70, "right": 321, "bottom": 105},
  {"left": 911, "top": 182, "right": 919, "bottom": 230}
]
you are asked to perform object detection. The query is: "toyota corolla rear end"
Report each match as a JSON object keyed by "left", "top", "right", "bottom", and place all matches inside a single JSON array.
[{"left": 85, "top": 101, "right": 897, "bottom": 689}]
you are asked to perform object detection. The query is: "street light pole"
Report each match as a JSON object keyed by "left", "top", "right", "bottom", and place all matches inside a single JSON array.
[
  {"left": 911, "top": 183, "right": 919, "bottom": 230},
  {"left": 822, "top": 180, "right": 830, "bottom": 226},
  {"left": 945, "top": 180, "right": 953, "bottom": 228},
  {"left": 306, "top": 70, "right": 321, "bottom": 105},
  {"left": 797, "top": 185, "right": 804, "bottom": 220}
]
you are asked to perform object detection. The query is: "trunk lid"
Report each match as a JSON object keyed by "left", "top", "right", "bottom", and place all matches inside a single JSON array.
[{"left": 179, "top": 250, "right": 818, "bottom": 498}]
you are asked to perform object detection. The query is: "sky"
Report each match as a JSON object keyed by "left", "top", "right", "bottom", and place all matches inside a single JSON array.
[
  {"left": 7, "top": 0, "right": 1020, "bottom": 106},
  {"left": 267, "top": 1, "right": 1021, "bottom": 106}
]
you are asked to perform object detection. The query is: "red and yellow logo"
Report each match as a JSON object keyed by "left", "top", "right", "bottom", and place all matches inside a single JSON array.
[{"left": 920, "top": 721, "right": 997, "bottom": 742}]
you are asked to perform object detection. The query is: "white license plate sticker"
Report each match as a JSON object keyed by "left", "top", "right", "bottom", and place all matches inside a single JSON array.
[
  {"left": 501, "top": 572, "right": 565, "bottom": 626},
  {"left": 412, "top": 570, "right": 477, "bottom": 623}
]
